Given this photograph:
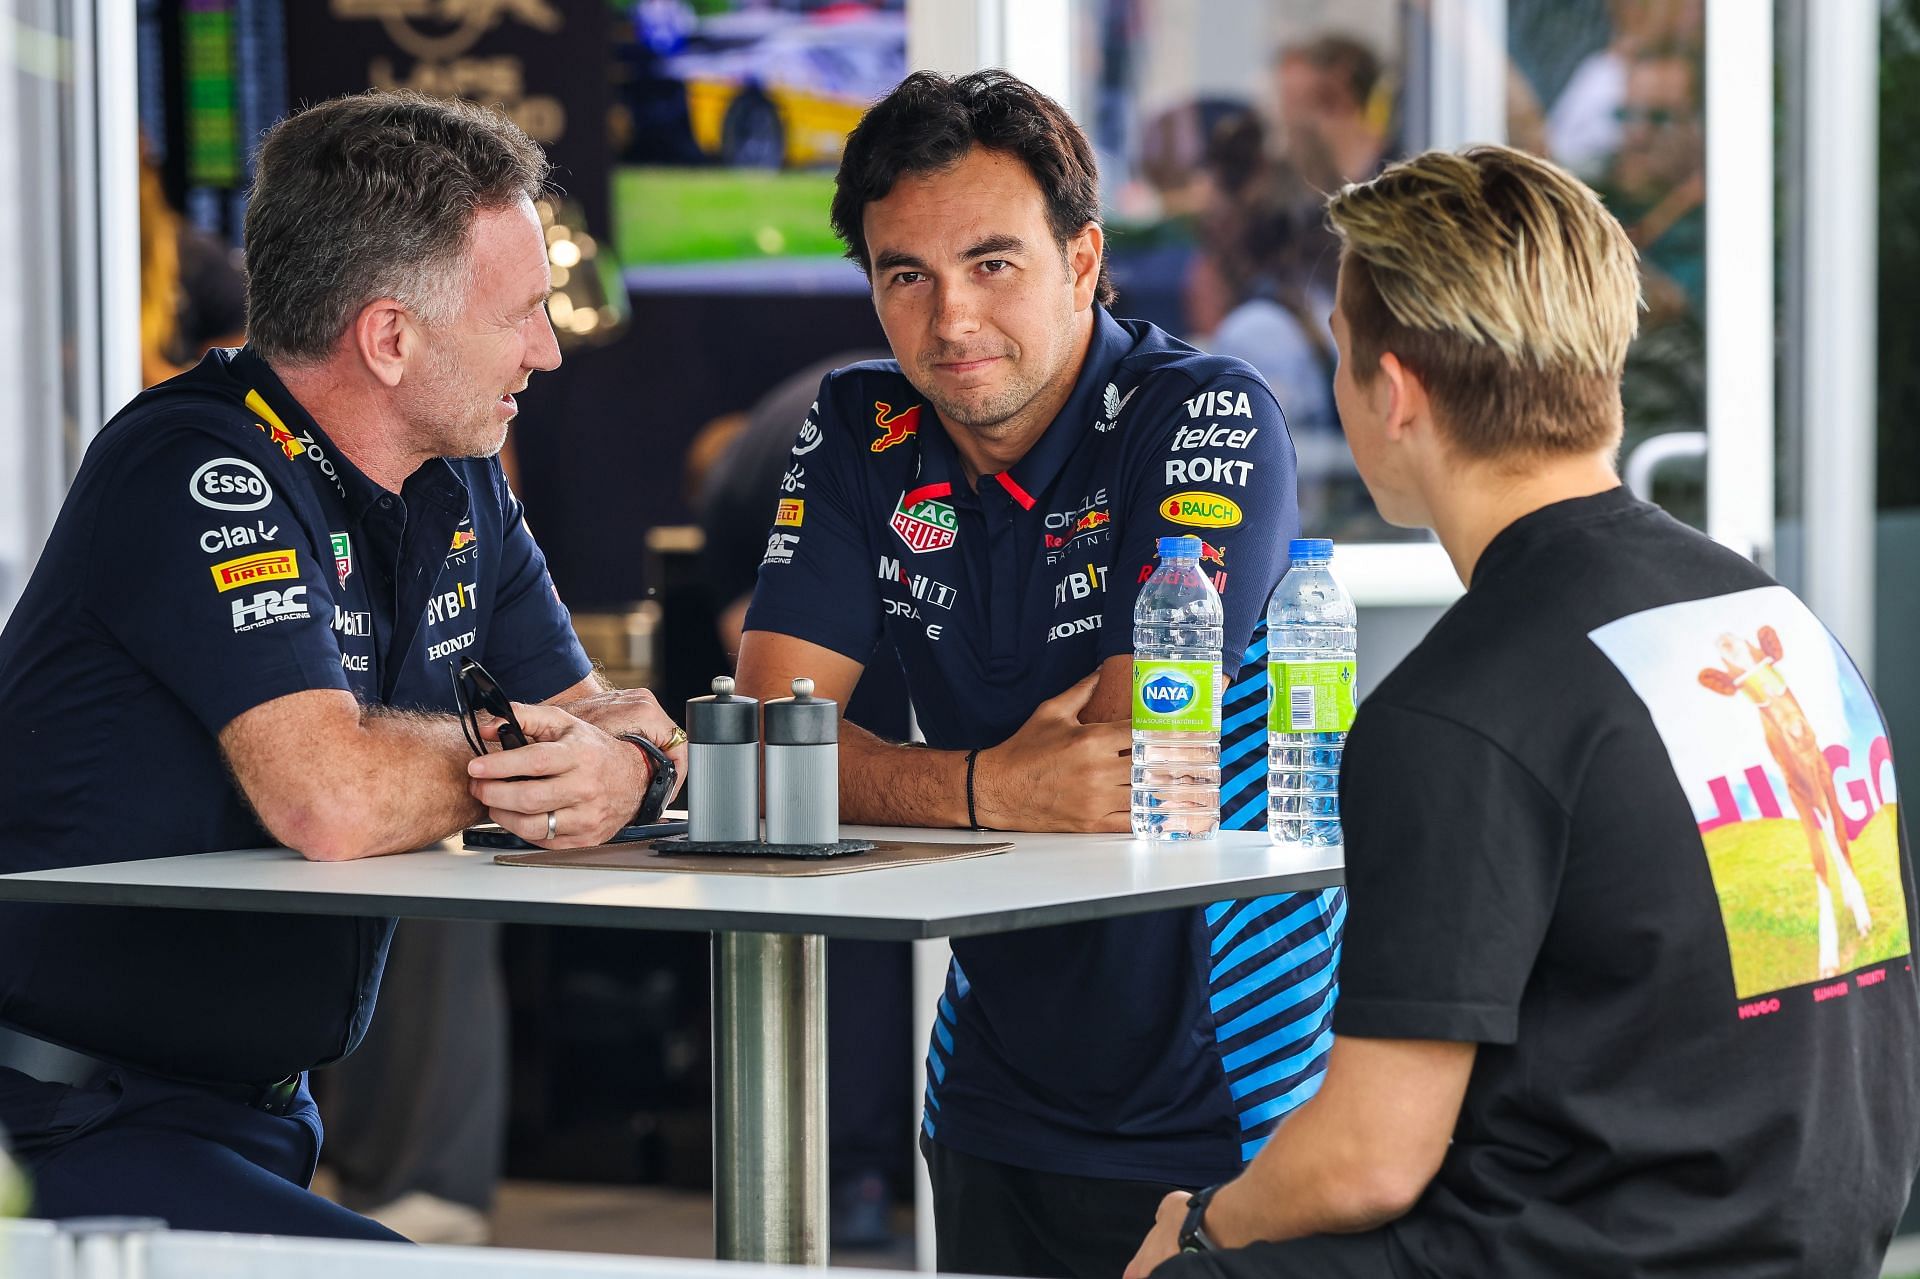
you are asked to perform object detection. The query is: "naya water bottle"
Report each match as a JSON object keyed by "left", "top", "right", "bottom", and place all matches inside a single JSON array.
[
  {"left": 1132, "top": 536, "right": 1223, "bottom": 841},
  {"left": 1267, "top": 539, "right": 1357, "bottom": 845}
]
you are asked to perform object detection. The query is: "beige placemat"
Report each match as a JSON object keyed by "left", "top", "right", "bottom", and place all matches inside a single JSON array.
[{"left": 494, "top": 839, "right": 1015, "bottom": 877}]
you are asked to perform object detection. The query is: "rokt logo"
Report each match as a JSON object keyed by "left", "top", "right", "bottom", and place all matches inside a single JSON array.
[
  {"left": 871, "top": 401, "right": 921, "bottom": 453},
  {"left": 1140, "top": 671, "right": 1197, "bottom": 714}
]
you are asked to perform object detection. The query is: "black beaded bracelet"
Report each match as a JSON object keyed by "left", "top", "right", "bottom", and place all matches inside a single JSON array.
[{"left": 965, "top": 748, "right": 982, "bottom": 830}]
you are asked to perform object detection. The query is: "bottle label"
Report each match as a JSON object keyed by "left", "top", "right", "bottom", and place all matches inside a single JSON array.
[
  {"left": 1133, "top": 659, "right": 1220, "bottom": 732},
  {"left": 1270, "top": 661, "right": 1356, "bottom": 732}
]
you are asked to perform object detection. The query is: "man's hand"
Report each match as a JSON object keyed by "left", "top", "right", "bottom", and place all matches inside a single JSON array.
[
  {"left": 467, "top": 702, "right": 650, "bottom": 847},
  {"left": 1124, "top": 1190, "right": 1194, "bottom": 1279},
  {"left": 975, "top": 672, "right": 1131, "bottom": 832},
  {"left": 540, "top": 685, "right": 688, "bottom": 803}
]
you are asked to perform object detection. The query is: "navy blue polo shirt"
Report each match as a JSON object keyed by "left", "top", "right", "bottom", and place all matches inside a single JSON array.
[
  {"left": 744, "top": 308, "right": 1347, "bottom": 1183},
  {"left": 0, "top": 347, "right": 591, "bottom": 1084}
]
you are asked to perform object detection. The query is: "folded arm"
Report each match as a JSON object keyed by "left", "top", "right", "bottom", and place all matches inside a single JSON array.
[
  {"left": 220, "top": 669, "right": 685, "bottom": 861},
  {"left": 1125, "top": 1035, "right": 1475, "bottom": 1277},
  {"left": 736, "top": 630, "right": 1132, "bottom": 831}
]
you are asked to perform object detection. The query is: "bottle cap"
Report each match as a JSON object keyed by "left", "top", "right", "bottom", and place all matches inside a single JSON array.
[
  {"left": 764, "top": 676, "right": 838, "bottom": 745},
  {"left": 1157, "top": 535, "right": 1202, "bottom": 559},
  {"left": 1288, "top": 538, "right": 1334, "bottom": 562},
  {"left": 686, "top": 674, "right": 759, "bottom": 744}
]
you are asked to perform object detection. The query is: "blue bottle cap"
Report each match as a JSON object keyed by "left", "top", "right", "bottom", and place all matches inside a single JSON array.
[
  {"left": 1157, "top": 535, "right": 1202, "bottom": 558},
  {"left": 1288, "top": 537, "right": 1334, "bottom": 561}
]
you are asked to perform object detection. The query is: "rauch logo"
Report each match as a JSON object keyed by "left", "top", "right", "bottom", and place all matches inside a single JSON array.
[{"left": 1141, "top": 672, "right": 1196, "bottom": 714}]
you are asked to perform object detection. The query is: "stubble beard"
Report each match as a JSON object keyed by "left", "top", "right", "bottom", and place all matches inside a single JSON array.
[
  {"left": 915, "top": 346, "right": 1054, "bottom": 443},
  {"left": 410, "top": 340, "right": 511, "bottom": 460}
]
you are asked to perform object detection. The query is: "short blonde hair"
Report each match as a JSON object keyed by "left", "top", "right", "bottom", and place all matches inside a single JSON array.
[{"left": 1325, "top": 144, "right": 1642, "bottom": 459}]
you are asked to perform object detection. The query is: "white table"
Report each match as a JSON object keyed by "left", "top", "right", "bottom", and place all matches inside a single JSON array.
[{"left": 0, "top": 826, "right": 1343, "bottom": 1265}]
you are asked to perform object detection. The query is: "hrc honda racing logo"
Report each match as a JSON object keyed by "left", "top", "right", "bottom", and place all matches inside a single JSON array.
[{"left": 231, "top": 586, "right": 309, "bottom": 632}]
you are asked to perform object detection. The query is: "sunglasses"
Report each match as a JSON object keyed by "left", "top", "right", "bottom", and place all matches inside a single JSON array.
[{"left": 450, "top": 657, "right": 529, "bottom": 756}]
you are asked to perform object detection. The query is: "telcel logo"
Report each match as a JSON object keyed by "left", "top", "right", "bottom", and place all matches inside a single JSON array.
[{"left": 1140, "top": 671, "right": 1196, "bottom": 714}]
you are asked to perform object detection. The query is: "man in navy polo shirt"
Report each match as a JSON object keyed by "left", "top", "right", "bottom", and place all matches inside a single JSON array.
[
  {"left": 0, "top": 92, "right": 684, "bottom": 1238},
  {"left": 736, "top": 71, "right": 1344, "bottom": 1278}
]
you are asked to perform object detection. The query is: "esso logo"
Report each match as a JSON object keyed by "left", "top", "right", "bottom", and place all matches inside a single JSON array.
[
  {"left": 190, "top": 458, "right": 273, "bottom": 511},
  {"left": 1141, "top": 673, "right": 1196, "bottom": 715}
]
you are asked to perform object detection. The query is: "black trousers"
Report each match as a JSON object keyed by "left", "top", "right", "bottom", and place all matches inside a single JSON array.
[
  {"left": 923, "top": 1134, "right": 1184, "bottom": 1279},
  {"left": 2, "top": 1065, "right": 400, "bottom": 1241}
]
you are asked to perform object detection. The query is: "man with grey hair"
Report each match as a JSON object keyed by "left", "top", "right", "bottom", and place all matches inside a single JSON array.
[{"left": 0, "top": 90, "right": 685, "bottom": 1238}]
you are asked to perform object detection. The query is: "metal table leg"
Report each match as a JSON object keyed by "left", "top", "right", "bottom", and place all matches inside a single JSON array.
[{"left": 712, "top": 930, "right": 828, "bottom": 1264}]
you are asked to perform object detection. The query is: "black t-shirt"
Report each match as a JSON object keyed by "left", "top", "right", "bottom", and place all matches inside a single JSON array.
[{"left": 1335, "top": 488, "right": 1920, "bottom": 1277}]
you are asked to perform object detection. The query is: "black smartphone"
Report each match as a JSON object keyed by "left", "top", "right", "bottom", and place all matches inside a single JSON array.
[{"left": 463, "top": 819, "right": 689, "bottom": 852}]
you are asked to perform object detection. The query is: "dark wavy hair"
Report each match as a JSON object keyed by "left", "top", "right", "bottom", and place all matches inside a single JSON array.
[
  {"left": 831, "top": 70, "right": 1114, "bottom": 305},
  {"left": 243, "top": 90, "right": 550, "bottom": 365}
]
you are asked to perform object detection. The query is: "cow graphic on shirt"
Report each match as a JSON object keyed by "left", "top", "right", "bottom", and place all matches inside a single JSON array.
[
  {"left": 1698, "top": 626, "right": 1874, "bottom": 978},
  {"left": 1589, "top": 585, "right": 1907, "bottom": 1004}
]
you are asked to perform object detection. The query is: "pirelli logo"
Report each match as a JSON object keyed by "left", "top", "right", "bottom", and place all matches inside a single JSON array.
[
  {"left": 775, "top": 499, "right": 804, "bottom": 527},
  {"left": 211, "top": 549, "right": 300, "bottom": 593}
]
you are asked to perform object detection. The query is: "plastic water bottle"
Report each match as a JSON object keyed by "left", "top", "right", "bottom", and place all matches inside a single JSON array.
[
  {"left": 1268, "top": 538, "right": 1357, "bottom": 846},
  {"left": 1132, "top": 535, "right": 1223, "bottom": 841}
]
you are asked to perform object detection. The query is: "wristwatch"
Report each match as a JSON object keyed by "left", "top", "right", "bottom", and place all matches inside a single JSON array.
[
  {"left": 1178, "top": 1183, "right": 1223, "bottom": 1253},
  {"left": 617, "top": 733, "right": 679, "bottom": 825}
]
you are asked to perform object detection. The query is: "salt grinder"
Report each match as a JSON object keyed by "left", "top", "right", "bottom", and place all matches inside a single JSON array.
[
  {"left": 686, "top": 675, "right": 760, "bottom": 844},
  {"left": 762, "top": 677, "right": 838, "bottom": 846}
]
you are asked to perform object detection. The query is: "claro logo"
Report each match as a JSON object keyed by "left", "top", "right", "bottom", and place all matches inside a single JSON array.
[{"left": 190, "top": 458, "right": 273, "bottom": 512}]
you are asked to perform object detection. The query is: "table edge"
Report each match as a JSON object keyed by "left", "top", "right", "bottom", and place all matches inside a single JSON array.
[{"left": 0, "top": 865, "right": 1346, "bottom": 941}]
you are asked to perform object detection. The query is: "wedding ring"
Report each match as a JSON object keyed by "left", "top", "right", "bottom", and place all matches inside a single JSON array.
[{"left": 546, "top": 810, "right": 558, "bottom": 840}]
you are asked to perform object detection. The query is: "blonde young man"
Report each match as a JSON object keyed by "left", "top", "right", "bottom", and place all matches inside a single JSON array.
[{"left": 1128, "top": 146, "right": 1920, "bottom": 1278}]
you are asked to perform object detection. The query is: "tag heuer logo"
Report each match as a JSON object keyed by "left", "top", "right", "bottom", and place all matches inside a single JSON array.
[
  {"left": 890, "top": 483, "right": 958, "bottom": 553},
  {"left": 330, "top": 531, "right": 352, "bottom": 588}
]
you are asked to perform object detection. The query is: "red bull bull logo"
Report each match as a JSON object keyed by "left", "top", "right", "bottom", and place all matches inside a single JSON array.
[
  {"left": 871, "top": 402, "right": 921, "bottom": 453},
  {"left": 449, "top": 528, "right": 477, "bottom": 554},
  {"left": 1200, "top": 541, "right": 1227, "bottom": 567},
  {"left": 253, "top": 418, "right": 305, "bottom": 461},
  {"left": 1072, "top": 508, "right": 1111, "bottom": 535}
]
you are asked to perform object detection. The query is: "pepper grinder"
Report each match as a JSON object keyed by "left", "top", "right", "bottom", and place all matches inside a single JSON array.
[
  {"left": 686, "top": 676, "right": 760, "bottom": 844},
  {"left": 763, "top": 676, "right": 838, "bottom": 846}
]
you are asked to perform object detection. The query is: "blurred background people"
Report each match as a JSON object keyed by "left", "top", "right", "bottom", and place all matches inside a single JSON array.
[{"left": 1272, "top": 34, "right": 1394, "bottom": 193}]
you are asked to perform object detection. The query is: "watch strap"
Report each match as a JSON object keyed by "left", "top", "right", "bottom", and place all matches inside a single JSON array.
[
  {"left": 617, "top": 733, "right": 677, "bottom": 825},
  {"left": 1178, "top": 1183, "right": 1222, "bottom": 1253}
]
